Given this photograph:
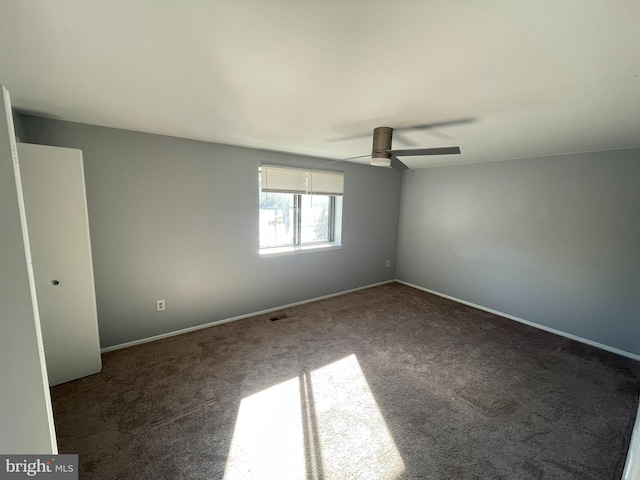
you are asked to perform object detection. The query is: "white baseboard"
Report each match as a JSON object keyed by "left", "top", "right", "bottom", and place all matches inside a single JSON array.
[
  {"left": 396, "top": 280, "right": 640, "bottom": 362},
  {"left": 105, "top": 278, "right": 640, "bottom": 361},
  {"left": 101, "top": 278, "right": 639, "bottom": 476},
  {"left": 101, "top": 280, "right": 395, "bottom": 353},
  {"left": 397, "top": 281, "right": 640, "bottom": 477},
  {"left": 624, "top": 399, "right": 640, "bottom": 480}
]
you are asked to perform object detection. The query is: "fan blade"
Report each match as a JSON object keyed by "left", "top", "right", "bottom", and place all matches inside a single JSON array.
[
  {"left": 320, "top": 154, "right": 371, "bottom": 166},
  {"left": 328, "top": 117, "right": 476, "bottom": 142},
  {"left": 390, "top": 155, "right": 409, "bottom": 171},
  {"left": 388, "top": 146, "right": 461, "bottom": 156},
  {"left": 395, "top": 118, "right": 476, "bottom": 132},
  {"left": 392, "top": 132, "right": 418, "bottom": 147}
]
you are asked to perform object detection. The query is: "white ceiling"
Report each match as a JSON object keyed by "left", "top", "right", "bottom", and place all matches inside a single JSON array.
[{"left": 1, "top": 1, "right": 639, "bottom": 168}]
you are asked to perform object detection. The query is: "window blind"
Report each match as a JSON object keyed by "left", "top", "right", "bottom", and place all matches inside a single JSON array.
[{"left": 261, "top": 165, "right": 344, "bottom": 196}]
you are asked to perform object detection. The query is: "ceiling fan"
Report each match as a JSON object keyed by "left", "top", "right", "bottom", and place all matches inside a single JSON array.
[
  {"left": 326, "top": 118, "right": 472, "bottom": 170},
  {"left": 367, "top": 126, "right": 461, "bottom": 171}
]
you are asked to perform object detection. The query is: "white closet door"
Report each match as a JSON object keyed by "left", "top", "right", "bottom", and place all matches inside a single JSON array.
[{"left": 18, "top": 143, "right": 102, "bottom": 386}]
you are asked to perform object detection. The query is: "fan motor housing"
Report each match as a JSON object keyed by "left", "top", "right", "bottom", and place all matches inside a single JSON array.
[{"left": 372, "top": 127, "right": 393, "bottom": 162}]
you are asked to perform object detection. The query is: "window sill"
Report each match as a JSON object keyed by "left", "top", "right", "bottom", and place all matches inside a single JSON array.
[{"left": 259, "top": 243, "right": 342, "bottom": 257}]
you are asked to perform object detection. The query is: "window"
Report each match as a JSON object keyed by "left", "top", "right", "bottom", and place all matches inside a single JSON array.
[{"left": 259, "top": 165, "right": 343, "bottom": 253}]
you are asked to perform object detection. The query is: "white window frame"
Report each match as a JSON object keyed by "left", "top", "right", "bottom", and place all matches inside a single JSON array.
[{"left": 259, "top": 165, "right": 343, "bottom": 256}]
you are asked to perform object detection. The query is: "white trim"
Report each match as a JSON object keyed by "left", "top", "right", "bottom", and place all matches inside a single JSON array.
[
  {"left": 259, "top": 243, "right": 342, "bottom": 257},
  {"left": 101, "top": 280, "right": 395, "bottom": 353},
  {"left": 5, "top": 87, "right": 58, "bottom": 453},
  {"left": 623, "top": 399, "right": 640, "bottom": 480},
  {"left": 396, "top": 280, "right": 640, "bottom": 361},
  {"left": 100, "top": 277, "right": 640, "bottom": 475}
]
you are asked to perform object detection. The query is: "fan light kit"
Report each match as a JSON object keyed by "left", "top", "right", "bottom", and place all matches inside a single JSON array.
[{"left": 371, "top": 157, "right": 392, "bottom": 167}]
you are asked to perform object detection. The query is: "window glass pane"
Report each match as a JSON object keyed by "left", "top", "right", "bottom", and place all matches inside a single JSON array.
[
  {"left": 259, "top": 190, "right": 295, "bottom": 248},
  {"left": 301, "top": 194, "right": 330, "bottom": 244}
]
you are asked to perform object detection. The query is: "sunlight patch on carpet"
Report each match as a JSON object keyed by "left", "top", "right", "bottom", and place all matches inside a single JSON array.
[
  {"left": 309, "top": 354, "right": 406, "bottom": 479},
  {"left": 223, "top": 376, "right": 305, "bottom": 479},
  {"left": 223, "top": 354, "right": 405, "bottom": 480}
]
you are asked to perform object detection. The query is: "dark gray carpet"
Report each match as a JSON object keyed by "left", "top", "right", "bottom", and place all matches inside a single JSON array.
[{"left": 51, "top": 282, "right": 639, "bottom": 479}]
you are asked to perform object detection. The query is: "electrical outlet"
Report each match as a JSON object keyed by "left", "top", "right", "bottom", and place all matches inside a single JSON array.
[
  {"left": 156, "top": 299, "right": 166, "bottom": 311},
  {"left": 386, "top": 260, "right": 391, "bottom": 267}
]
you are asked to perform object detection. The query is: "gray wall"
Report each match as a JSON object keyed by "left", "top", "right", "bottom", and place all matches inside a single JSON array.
[
  {"left": 0, "top": 89, "right": 56, "bottom": 453},
  {"left": 397, "top": 149, "right": 640, "bottom": 356},
  {"left": 21, "top": 115, "right": 401, "bottom": 348}
]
